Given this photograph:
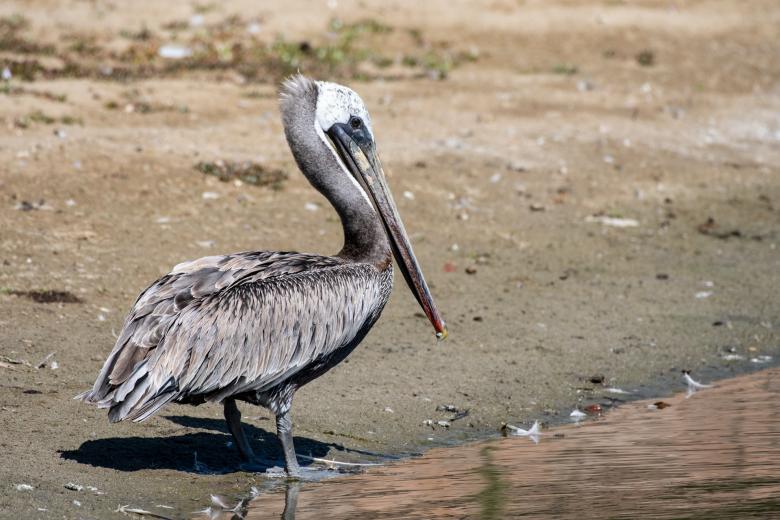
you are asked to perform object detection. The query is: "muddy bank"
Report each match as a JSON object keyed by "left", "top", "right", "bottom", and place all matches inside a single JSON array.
[{"left": 1, "top": 0, "right": 778, "bottom": 518}]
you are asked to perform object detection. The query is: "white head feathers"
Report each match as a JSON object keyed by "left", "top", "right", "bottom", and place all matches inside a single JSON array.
[{"left": 314, "top": 80, "right": 374, "bottom": 136}]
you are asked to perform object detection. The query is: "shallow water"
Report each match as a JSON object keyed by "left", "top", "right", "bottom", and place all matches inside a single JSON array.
[{"left": 195, "top": 368, "right": 780, "bottom": 519}]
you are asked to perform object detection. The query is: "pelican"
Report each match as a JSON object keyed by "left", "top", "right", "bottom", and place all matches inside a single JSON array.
[{"left": 78, "top": 75, "right": 447, "bottom": 477}]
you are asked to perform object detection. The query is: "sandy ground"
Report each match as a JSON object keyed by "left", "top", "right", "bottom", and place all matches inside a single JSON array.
[{"left": 0, "top": 0, "right": 778, "bottom": 518}]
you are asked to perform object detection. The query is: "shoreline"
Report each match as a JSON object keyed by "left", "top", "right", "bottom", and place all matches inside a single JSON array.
[{"left": 222, "top": 366, "right": 780, "bottom": 519}]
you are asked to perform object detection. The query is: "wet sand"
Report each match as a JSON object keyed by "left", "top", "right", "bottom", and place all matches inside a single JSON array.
[
  {"left": 212, "top": 367, "right": 780, "bottom": 519},
  {"left": 1, "top": 0, "right": 779, "bottom": 518}
]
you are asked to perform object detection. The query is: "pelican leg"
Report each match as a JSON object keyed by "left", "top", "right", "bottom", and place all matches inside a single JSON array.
[
  {"left": 283, "top": 481, "right": 301, "bottom": 520},
  {"left": 223, "top": 398, "right": 256, "bottom": 461},
  {"left": 276, "top": 409, "right": 301, "bottom": 478}
]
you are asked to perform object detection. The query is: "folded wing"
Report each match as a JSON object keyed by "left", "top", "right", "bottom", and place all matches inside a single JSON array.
[{"left": 79, "top": 251, "right": 387, "bottom": 422}]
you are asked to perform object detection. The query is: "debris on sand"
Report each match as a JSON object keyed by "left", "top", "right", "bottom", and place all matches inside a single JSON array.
[
  {"left": 158, "top": 44, "right": 192, "bottom": 59},
  {"left": 64, "top": 482, "right": 83, "bottom": 491},
  {"left": 648, "top": 401, "right": 671, "bottom": 410},
  {"left": 683, "top": 371, "right": 713, "bottom": 390},
  {"left": 636, "top": 49, "right": 655, "bottom": 67},
  {"left": 570, "top": 409, "right": 586, "bottom": 422},
  {"left": 423, "top": 418, "right": 454, "bottom": 429},
  {"left": 297, "top": 453, "right": 381, "bottom": 468},
  {"left": 436, "top": 404, "right": 470, "bottom": 422},
  {"left": 36, "top": 352, "right": 56, "bottom": 369},
  {"left": 210, "top": 495, "right": 242, "bottom": 512},
  {"left": 1, "top": 355, "right": 31, "bottom": 368},
  {"left": 6, "top": 289, "right": 83, "bottom": 304},
  {"left": 751, "top": 355, "right": 772, "bottom": 364},
  {"left": 696, "top": 217, "right": 744, "bottom": 239},
  {"left": 195, "top": 160, "right": 288, "bottom": 189},
  {"left": 585, "top": 215, "right": 639, "bottom": 227},
  {"left": 116, "top": 505, "right": 173, "bottom": 519},
  {"left": 14, "top": 199, "right": 53, "bottom": 211},
  {"left": 584, "top": 404, "right": 602, "bottom": 415},
  {"left": 503, "top": 420, "right": 542, "bottom": 443},
  {"left": 605, "top": 387, "right": 631, "bottom": 395},
  {"left": 15, "top": 483, "right": 34, "bottom": 491},
  {"left": 683, "top": 370, "right": 713, "bottom": 397}
]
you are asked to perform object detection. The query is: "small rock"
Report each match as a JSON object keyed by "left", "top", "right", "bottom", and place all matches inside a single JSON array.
[
  {"left": 507, "top": 162, "right": 527, "bottom": 173},
  {"left": 465, "top": 266, "right": 477, "bottom": 275},
  {"left": 576, "top": 79, "right": 594, "bottom": 92},
  {"left": 589, "top": 375, "right": 605, "bottom": 385}
]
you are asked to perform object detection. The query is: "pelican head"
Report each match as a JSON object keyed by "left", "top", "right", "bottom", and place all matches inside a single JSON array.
[{"left": 280, "top": 75, "right": 447, "bottom": 340}]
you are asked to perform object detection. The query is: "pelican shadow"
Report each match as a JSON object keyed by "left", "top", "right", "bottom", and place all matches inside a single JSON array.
[{"left": 59, "top": 415, "right": 331, "bottom": 474}]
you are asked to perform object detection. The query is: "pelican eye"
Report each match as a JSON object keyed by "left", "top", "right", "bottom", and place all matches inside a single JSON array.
[{"left": 349, "top": 116, "right": 363, "bottom": 130}]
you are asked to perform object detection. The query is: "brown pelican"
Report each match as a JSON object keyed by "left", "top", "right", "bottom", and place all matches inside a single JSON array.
[{"left": 78, "top": 75, "right": 447, "bottom": 477}]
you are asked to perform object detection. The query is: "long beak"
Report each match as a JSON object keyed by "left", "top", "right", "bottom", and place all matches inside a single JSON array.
[{"left": 328, "top": 123, "right": 448, "bottom": 340}]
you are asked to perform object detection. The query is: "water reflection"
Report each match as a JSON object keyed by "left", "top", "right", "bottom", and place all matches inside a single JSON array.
[{"left": 197, "top": 368, "right": 780, "bottom": 519}]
